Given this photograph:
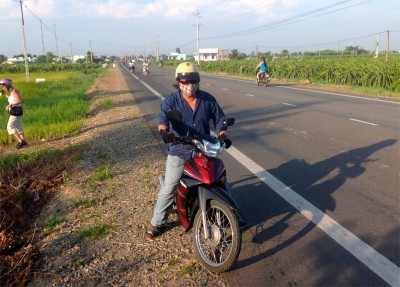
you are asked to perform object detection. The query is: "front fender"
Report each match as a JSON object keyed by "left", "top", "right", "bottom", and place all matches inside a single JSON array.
[
  {"left": 197, "top": 186, "right": 240, "bottom": 213},
  {"left": 185, "top": 185, "right": 241, "bottom": 232}
]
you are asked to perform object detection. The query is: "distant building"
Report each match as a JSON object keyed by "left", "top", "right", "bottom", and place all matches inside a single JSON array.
[
  {"left": 194, "top": 48, "right": 230, "bottom": 61},
  {"left": 168, "top": 52, "right": 187, "bottom": 60},
  {"left": 63, "top": 55, "right": 86, "bottom": 63},
  {"left": 3, "top": 56, "right": 33, "bottom": 64}
]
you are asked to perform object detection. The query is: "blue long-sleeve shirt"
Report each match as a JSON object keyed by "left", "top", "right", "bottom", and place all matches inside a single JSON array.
[{"left": 158, "top": 89, "right": 226, "bottom": 159}]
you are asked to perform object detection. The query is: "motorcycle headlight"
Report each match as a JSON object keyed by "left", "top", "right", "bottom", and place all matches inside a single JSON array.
[
  {"left": 192, "top": 139, "right": 205, "bottom": 152},
  {"left": 204, "top": 140, "right": 224, "bottom": 157}
]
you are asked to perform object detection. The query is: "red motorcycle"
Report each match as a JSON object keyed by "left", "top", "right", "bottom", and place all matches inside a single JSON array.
[{"left": 165, "top": 110, "right": 243, "bottom": 274}]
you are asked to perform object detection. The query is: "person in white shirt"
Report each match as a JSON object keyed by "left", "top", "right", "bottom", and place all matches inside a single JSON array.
[{"left": 1, "top": 78, "right": 28, "bottom": 149}]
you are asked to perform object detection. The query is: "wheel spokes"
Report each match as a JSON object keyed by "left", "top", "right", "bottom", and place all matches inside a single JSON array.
[{"left": 199, "top": 206, "right": 234, "bottom": 265}]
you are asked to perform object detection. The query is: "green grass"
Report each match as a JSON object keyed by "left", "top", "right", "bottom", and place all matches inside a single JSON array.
[
  {"left": 41, "top": 215, "right": 65, "bottom": 237},
  {"left": 78, "top": 222, "right": 113, "bottom": 240},
  {"left": 167, "top": 258, "right": 180, "bottom": 266},
  {"left": 88, "top": 165, "right": 114, "bottom": 191},
  {"left": 102, "top": 99, "right": 113, "bottom": 109},
  {"left": 76, "top": 258, "right": 85, "bottom": 267},
  {"left": 0, "top": 68, "right": 107, "bottom": 145},
  {"left": 0, "top": 149, "right": 64, "bottom": 172},
  {"left": 70, "top": 198, "right": 98, "bottom": 208},
  {"left": 181, "top": 265, "right": 193, "bottom": 276}
]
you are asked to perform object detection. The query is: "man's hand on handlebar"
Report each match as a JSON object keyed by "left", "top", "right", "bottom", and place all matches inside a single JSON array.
[
  {"left": 159, "top": 129, "right": 177, "bottom": 144},
  {"left": 218, "top": 130, "right": 228, "bottom": 140}
]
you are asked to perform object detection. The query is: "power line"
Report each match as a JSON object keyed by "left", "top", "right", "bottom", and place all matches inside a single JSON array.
[
  {"left": 201, "top": 0, "right": 283, "bottom": 25},
  {"left": 203, "top": 0, "right": 374, "bottom": 40}
]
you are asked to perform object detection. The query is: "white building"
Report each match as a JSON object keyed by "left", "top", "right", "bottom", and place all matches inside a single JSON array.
[
  {"left": 194, "top": 48, "right": 229, "bottom": 61},
  {"left": 3, "top": 56, "right": 33, "bottom": 64},
  {"left": 168, "top": 52, "right": 187, "bottom": 60}
]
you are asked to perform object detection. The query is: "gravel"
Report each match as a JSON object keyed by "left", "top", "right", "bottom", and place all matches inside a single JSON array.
[{"left": 28, "top": 65, "right": 229, "bottom": 287}]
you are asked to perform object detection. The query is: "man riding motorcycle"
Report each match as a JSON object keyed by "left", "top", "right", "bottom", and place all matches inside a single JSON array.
[{"left": 146, "top": 62, "right": 229, "bottom": 237}]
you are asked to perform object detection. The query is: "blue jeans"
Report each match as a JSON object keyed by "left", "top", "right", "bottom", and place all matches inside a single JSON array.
[{"left": 151, "top": 155, "right": 185, "bottom": 227}]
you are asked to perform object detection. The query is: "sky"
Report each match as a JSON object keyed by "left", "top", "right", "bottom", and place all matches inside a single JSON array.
[{"left": 0, "top": 0, "right": 399, "bottom": 58}]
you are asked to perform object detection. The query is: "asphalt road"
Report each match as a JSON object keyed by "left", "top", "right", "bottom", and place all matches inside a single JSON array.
[{"left": 121, "top": 63, "right": 400, "bottom": 287}]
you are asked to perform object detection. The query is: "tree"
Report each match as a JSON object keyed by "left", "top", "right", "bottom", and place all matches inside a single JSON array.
[
  {"left": 13, "top": 53, "right": 32, "bottom": 58},
  {"left": 258, "top": 52, "right": 272, "bottom": 59},
  {"left": 75, "top": 58, "right": 86, "bottom": 64},
  {"left": 230, "top": 49, "right": 239, "bottom": 59},
  {"left": 45, "top": 52, "right": 54, "bottom": 63},
  {"left": 109, "top": 56, "right": 119, "bottom": 62},
  {"left": 280, "top": 49, "right": 290, "bottom": 57},
  {"left": 35, "top": 55, "right": 47, "bottom": 63},
  {"left": 343, "top": 46, "right": 370, "bottom": 55},
  {"left": 0, "top": 54, "right": 7, "bottom": 63},
  {"left": 237, "top": 53, "right": 247, "bottom": 60},
  {"left": 86, "top": 51, "right": 95, "bottom": 63},
  {"left": 176, "top": 48, "right": 181, "bottom": 54}
]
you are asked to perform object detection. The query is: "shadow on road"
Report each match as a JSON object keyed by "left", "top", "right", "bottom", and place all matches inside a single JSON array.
[{"left": 231, "top": 139, "right": 396, "bottom": 269}]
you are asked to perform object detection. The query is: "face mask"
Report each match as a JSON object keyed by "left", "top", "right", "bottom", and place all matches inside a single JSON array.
[{"left": 179, "top": 82, "right": 199, "bottom": 97}]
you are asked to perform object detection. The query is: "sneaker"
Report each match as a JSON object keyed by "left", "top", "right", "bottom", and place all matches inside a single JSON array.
[
  {"left": 16, "top": 142, "right": 23, "bottom": 149},
  {"left": 16, "top": 140, "right": 28, "bottom": 149},
  {"left": 146, "top": 224, "right": 159, "bottom": 238}
]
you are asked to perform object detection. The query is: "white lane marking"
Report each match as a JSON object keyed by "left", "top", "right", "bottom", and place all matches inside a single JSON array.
[
  {"left": 279, "top": 86, "right": 400, "bottom": 105},
  {"left": 350, "top": 118, "right": 379, "bottom": 126},
  {"left": 131, "top": 69, "right": 400, "bottom": 286},
  {"left": 245, "top": 93, "right": 255, "bottom": 97},
  {"left": 225, "top": 146, "right": 400, "bottom": 287},
  {"left": 223, "top": 88, "right": 229, "bottom": 91},
  {"left": 283, "top": 102, "right": 296, "bottom": 107},
  {"left": 124, "top": 65, "right": 165, "bottom": 101}
]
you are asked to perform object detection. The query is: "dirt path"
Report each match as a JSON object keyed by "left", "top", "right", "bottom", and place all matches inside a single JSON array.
[{"left": 26, "top": 65, "right": 228, "bottom": 287}]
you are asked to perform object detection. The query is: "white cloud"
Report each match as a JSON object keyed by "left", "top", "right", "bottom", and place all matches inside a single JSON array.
[
  {"left": 0, "top": 0, "right": 56, "bottom": 20},
  {"left": 26, "top": 0, "right": 57, "bottom": 17},
  {"left": 0, "top": 0, "right": 301, "bottom": 22}
]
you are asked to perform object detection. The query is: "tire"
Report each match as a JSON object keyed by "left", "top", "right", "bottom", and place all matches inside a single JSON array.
[{"left": 193, "top": 200, "right": 242, "bottom": 274}]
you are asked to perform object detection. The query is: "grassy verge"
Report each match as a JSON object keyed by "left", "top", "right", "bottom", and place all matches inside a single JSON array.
[{"left": 0, "top": 68, "right": 107, "bottom": 145}]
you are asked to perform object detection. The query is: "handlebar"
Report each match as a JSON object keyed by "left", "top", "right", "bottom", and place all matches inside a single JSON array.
[{"left": 174, "top": 135, "right": 232, "bottom": 149}]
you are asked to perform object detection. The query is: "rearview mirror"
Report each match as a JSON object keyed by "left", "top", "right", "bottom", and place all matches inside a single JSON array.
[
  {"left": 224, "top": 118, "right": 235, "bottom": 127},
  {"left": 167, "top": 109, "right": 182, "bottom": 122}
]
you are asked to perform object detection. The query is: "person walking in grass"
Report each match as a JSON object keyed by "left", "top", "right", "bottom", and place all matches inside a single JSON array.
[{"left": 1, "top": 78, "right": 28, "bottom": 149}]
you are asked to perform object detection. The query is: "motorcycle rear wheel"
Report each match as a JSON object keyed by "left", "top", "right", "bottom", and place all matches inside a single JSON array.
[{"left": 193, "top": 200, "right": 241, "bottom": 274}]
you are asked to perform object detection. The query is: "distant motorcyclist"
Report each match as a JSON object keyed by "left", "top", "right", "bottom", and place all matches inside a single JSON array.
[
  {"left": 142, "top": 59, "right": 149, "bottom": 75},
  {"left": 256, "top": 56, "right": 268, "bottom": 84},
  {"left": 128, "top": 60, "right": 135, "bottom": 72}
]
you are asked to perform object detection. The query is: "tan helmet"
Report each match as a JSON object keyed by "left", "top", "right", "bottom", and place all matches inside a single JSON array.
[{"left": 175, "top": 62, "right": 200, "bottom": 82}]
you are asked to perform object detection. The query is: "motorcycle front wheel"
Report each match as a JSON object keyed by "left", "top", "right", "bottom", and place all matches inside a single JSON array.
[{"left": 193, "top": 200, "right": 242, "bottom": 274}]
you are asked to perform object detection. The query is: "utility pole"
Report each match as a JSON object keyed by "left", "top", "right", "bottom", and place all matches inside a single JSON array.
[
  {"left": 156, "top": 35, "right": 160, "bottom": 61},
  {"left": 194, "top": 9, "right": 200, "bottom": 65},
  {"left": 19, "top": 0, "right": 29, "bottom": 82},
  {"left": 386, "top": 30, "right": 389, "bottom": 62},
  {"left": 54, "top": 23, "right": 60, "bottom": 62},
  {"left": 40, "top": 20, "right": 45, "bottom": 55},
  {"left": 90, "top": 40, "right": 93, "bottom": 63},
  {"left": 374, "top": 33, "right": 379, "bottom": 59},
  {"left": 70, "top": 42, "right": 73, "bottom": 63}
]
